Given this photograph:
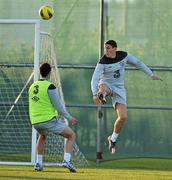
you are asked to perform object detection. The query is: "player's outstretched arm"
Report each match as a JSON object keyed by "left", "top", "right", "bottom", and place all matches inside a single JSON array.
[{"left": 151, "top": 74, "right": 163, "bottom": 81}]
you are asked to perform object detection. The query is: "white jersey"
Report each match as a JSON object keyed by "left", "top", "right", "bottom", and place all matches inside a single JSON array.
[{"left": 91, "top": 51, "right": 153, "bottom": 97}]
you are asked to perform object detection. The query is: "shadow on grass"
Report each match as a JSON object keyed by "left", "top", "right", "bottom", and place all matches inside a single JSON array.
[
  {"left": 0, "top": 175, "right": 75, "bottom": 180},
  {"left": 86, "top": 158, "right": 172, "bottom": 171}
]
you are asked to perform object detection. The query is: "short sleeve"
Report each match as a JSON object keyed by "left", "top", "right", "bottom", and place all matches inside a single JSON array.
[{"left": 48, "top": 84, "right": 56, "bottom": 90}]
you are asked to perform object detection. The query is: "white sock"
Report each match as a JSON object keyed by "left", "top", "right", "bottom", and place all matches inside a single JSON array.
[
  {"left": 111, "top": 132, "right": 119, "bottom": 142},
  {"left": 36, "top": 154, "right": 43, "bottom": 165},
  {"left": 64, "top": 152, "right": 71, "bottom": 162}
]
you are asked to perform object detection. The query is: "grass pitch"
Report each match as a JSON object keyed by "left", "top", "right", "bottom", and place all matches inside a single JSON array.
[{"left": 0, "top": 158, "right": 172, "bottom": 180}]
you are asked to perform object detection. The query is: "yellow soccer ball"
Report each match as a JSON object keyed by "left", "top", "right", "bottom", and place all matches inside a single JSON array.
[{"left": 39, "top": 5, "right": 54, "bottom": 20}]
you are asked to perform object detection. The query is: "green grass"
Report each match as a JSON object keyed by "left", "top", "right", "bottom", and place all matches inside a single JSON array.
[{"left": 0, "top": 158, "right": 172, "bottom": 180}]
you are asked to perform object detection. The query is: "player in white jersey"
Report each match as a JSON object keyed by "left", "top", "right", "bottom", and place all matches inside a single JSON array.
[{"left": 91, "top": 40, "right": 162, "bottom": 154}]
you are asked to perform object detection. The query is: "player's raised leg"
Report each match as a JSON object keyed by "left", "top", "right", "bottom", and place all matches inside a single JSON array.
[{"left": 98, "top": 84, "right": 111, "bottom": 104}]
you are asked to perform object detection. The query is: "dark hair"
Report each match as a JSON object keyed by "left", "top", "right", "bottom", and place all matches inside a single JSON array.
[
  {"left": 105, "top": 40, "right": 117, "bottom": 48},
  {"left": 39, "top": 62, "right": 51, "bottom": 77}
]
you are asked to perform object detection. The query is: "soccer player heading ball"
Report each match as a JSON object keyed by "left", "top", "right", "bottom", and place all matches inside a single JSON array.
[{"left": 91, "top": 40, "right": 162, "bottom": 154}]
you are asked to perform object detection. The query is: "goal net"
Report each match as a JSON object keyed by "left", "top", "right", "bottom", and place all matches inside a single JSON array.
[
  {"left": 40, "top": 32, "right": 87, "bottom": 166},
  {"left": 0, "top": 19, "right": 87, "bottom": 166}
]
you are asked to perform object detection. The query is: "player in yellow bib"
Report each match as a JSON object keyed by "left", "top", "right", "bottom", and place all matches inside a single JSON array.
[{"left": 29, "top": 62, "right": 77, "bottom": 172}]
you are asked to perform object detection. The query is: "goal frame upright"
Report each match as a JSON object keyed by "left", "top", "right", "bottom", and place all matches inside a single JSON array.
[{"left": 0, "top": 19, "right": 40, "bottom": 165}]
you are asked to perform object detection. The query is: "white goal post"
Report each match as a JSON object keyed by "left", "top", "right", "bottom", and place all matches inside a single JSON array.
[{"left": 0, "top": 19, "right": 87, "bottom": 166}]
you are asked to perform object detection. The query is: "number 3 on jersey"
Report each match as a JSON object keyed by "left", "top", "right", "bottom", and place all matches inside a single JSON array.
[
  {"left": 33, "top": 85, "right": 39, "bottom": 94},
  {"left": 113, "top": 70, "right": 120, "bottom": 78}
]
